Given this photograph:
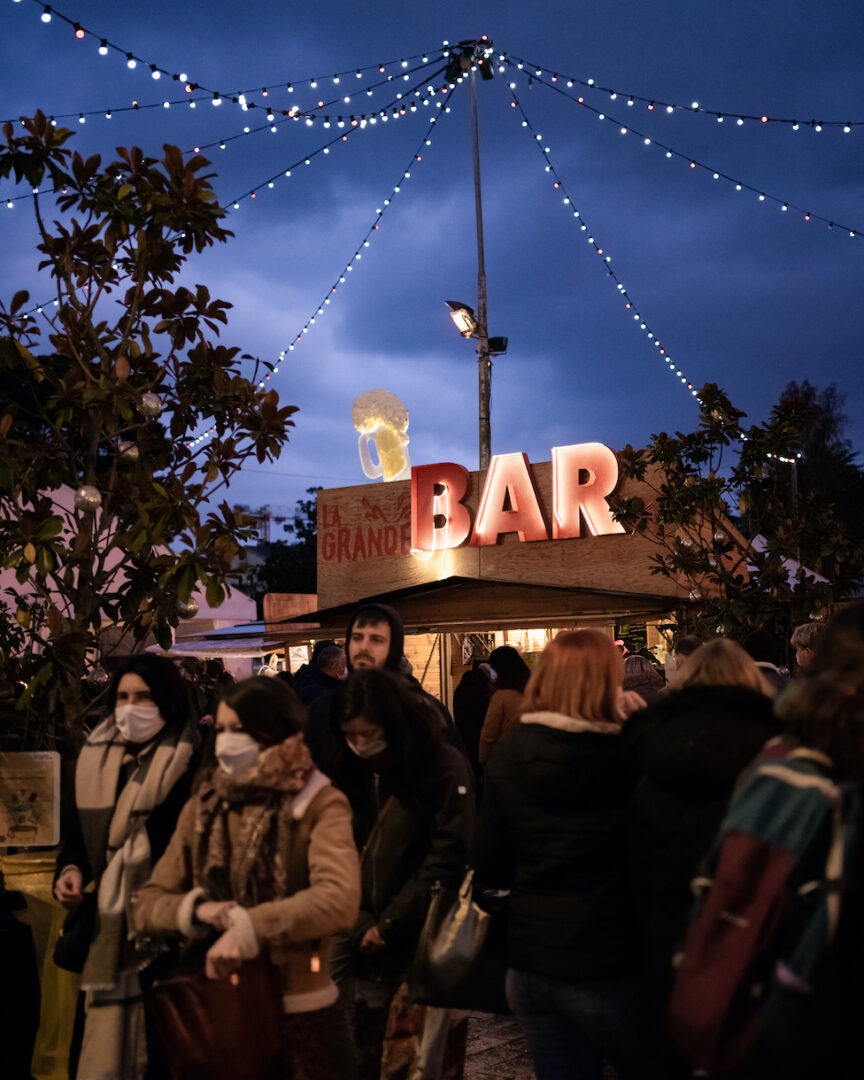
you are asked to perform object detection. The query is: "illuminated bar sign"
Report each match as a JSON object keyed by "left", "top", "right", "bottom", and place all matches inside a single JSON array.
[{"left": 411, "top": 442, "right": 625, "bottom": 553}]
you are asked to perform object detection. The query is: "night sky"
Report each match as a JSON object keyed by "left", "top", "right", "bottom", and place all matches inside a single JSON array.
[{"left": 3, "top": 0, "right": 863, "bottom": 522}]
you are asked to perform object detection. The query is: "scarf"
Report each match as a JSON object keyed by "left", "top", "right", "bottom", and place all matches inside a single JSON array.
[
  {"left": 74, "top": 712, "right": 197, "bottom": 1080},
  {"left": 195, "top": 733, "right": 315, "bottom": 907}
]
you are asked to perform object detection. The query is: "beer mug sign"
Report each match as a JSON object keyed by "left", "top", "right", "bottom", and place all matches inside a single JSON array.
[{"left": 352, "top": 390, "right": 412, "bottom": 483}]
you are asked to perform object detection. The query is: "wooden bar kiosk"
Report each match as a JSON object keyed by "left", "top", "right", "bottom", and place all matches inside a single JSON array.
[{"left": 276, "top": 443, "right": 692, "bottom": 705}]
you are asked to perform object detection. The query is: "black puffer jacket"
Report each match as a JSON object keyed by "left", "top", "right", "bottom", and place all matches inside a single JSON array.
[
  {"left": 622, "top": 683, "right": 778, "bottom": 997},
  {"left": 474, "top": 713, "right": 638, "bottom": 980}
]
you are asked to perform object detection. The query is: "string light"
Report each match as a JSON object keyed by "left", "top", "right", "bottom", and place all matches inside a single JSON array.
[
  {"left": 505, "top": 62, "right": 861, "bottom": 238},
  {"left": 13, "top": 1, "right": 442, "bottom": 125},
  {"left": 2, "top": 53, "right": 445, "bottom": 131},
  {"left": 183, "top": 102, "right": 455, "bottom": 449},
  {"left": 180, "top": 61, "right": 446, "bottom": 157},
  {"left": 504, "top": 50, "right": 863, "bottom": 132},
  {"left": 507, "top": 83, "right": 703, "bottom": 406}
]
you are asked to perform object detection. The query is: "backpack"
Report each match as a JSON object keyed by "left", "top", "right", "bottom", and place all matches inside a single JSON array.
[{"left": 667, "top": 746, "right": 860, "bottom": 1078}]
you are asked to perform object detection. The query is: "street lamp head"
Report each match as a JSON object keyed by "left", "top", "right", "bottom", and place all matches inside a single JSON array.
[{"left": 445, "top": 299, "right": 477, "bottom": 337}]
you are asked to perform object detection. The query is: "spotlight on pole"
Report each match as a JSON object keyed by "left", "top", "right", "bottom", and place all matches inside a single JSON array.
[{"left": 445, "top": 300, "right": 477, "bottom": 338}]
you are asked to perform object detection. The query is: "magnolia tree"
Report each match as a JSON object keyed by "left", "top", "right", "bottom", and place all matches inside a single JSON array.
[
  {"left": 611, "top": 382, "right": 864, "bottom": 652},
  {"left": 0, "top": 114, "right": 296, "bottom": 749}
]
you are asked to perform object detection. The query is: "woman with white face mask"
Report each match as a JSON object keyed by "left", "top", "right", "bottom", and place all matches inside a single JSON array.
[
  {"left": 53, "top": 654, "right": 199, "bottom": 1080},
  {"left": 134, "top": 676, "right": 361, "bottom": 1079},
  {"left": 319, "top": 669, "right": 475, "bottom": 1080}
]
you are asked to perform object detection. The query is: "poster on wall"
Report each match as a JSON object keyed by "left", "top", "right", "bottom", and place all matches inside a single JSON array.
[
  {"left": 614, "top": 622, "right": 648, "bottom": 654},
  {"left": 0, "top": 752, "right": 61, "bottom": 848}
]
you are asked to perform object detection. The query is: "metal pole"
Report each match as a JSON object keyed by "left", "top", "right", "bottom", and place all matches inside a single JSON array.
[{"left": 469, "top": 67, "right": 491, "bottom": 470}]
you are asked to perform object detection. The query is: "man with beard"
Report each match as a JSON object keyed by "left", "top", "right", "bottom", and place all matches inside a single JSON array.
[{"left": 306, "top": 603, "right": 464, "bottom": 761}]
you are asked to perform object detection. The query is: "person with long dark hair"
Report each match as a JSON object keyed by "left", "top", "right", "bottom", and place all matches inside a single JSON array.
[
  {"left": 474, "top": 630, "right": 645, "bottom": 1080},
  {"left": 53, "top": 654, "right": 199, "bottom": 1080},
  {"left": 134, "top": 675, "right": 360, "bottom": 1079},
  {"left": 477, "top": 645, "right": 531, "bottom": 766},
  {"left": 320, "top": 668, "right": 475, "bottom": 1080}
]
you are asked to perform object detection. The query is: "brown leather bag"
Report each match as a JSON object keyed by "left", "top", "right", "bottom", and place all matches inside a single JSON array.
[{"left": 146, "top": 955, "right": 282, "bottom": 1080}]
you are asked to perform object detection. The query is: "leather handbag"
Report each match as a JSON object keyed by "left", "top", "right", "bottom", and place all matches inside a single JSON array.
[
  {"left": 409, "top": 869, "right": 509, "bottom": 1013},
  {"left": 146, "top": 955, "right": 283, "bottom": 1080},
  {"left": 53, "top": 891, "right": 97, "bottom": 973}
]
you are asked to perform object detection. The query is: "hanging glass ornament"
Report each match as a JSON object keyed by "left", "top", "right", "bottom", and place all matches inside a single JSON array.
[
  {"left": 177, "top": 597, "right": 199, "bottom": 619},
  {"left": 117, "top": 441, "right": 139, "bottom": 463},
  {"left": 713, "top": 528, "right": 729, "bottom": 543},
  {"left": 86, "top": 667, "right": 111, "bottom": 692},
  {"left": 689, "top": 588, "right": 703, "bottom": 601},
  {"left": 139, "top": 392, "right": 163, "bottom": 418},
  {"left": 74, "top": 485, "right": 102, "bottom": 511},
  {"left": 679, "top": 536, "right": 694, "bottom": 549}
]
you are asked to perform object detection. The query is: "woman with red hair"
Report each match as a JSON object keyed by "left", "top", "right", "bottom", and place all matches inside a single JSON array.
[{"left": 474, "top": 630, "right": 644, "bottom": 1080}]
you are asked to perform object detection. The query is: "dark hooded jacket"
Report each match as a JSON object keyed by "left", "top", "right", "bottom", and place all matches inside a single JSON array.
[
  {"left": 344, "top": 603, "right": 405, "bottom": 675},
  {"left": 622, "top": 683, "right": 778, "bottom": 1001}
]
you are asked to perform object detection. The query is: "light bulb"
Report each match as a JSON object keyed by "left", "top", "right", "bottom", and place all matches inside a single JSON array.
[
  {"left": 41, "top": 7, "right": 51, "bottom": 23},
  {"left": 99, "top": 40, "right": 108, "bottom": 54},
  {"left": 127, "top": 55, "right": 136, "bottom": 69}
]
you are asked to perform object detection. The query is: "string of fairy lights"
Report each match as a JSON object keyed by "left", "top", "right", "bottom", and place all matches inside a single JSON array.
[
  {"left": 9, "top": 65, "right": 459, "bottom": 330},
  {"left": 2, "top": 52, "right": 452, "bottom": 206},
  {"left": 505, "top": 81, "right": 703, "bottom": 405},
  {"left": 502, "top": 60, "right": 862, "bottom": 238},
  {"left": 9, "top": 0, "right": 446, "bottom": 122},
  {"left": 503, "top": 51, "right": 863, "bottom": 132},
  {"left": 0, "top": 54, "right": 446, "bottom": 141},
  {"left": 2, "top": 5, "right": 859, "bottom": 457},
  {"left": 187, "top": 66, "right": 447, "bottom": 155},
  {"left": 183, "top": 101, "right": 456, "bottom": 450}
]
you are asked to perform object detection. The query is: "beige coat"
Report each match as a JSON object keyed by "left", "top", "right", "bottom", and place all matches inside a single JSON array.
[
  {"left": 134, "top": 770, "right": 360, "bottom": 1013},
  {"left": 478, "top": 689, "right": 527, "bottom": 765}
]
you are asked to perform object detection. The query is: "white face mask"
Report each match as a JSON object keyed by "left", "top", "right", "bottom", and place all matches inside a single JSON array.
[
  {"left": 346, "top": 736, "right": 389, "bottom": 760},
  {"left": 215, "top": 731, "right": 261, "bottom": 776},
  {"left": 115, "top": 703, "right": 165, "bottom": 743}
]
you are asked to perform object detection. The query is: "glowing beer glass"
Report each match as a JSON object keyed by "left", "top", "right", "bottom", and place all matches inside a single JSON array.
[{"left": 352, "top": 390, "right": 412, "bottom": 483}]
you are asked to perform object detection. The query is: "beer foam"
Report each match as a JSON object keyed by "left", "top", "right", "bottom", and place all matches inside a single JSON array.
[{"left": 352, "top": 389, "right": 409, "bottom": 434}]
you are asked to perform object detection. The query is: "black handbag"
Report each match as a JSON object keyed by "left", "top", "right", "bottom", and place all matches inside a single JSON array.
[
  {"left": 53, "top": 891, "right": 97, "bottom": 973},
  {"left": 409, "top": 869, "right": 509, "bottom": 1014},
  {"left": 146, "top": 955, "right": 283, "bottom": 1080}
]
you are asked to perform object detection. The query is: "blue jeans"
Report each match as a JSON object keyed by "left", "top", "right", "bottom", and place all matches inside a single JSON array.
[{"left": 506, "top": 967, "right": 643, "bottom": 1080}]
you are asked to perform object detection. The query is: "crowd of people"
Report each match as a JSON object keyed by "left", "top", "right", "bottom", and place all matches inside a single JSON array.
[{"left": 8, "top": 600, "right": 862, "bottom": 1079}]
